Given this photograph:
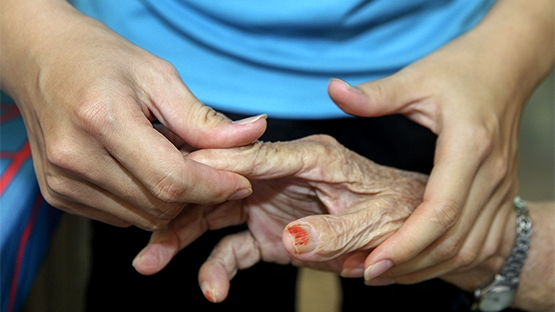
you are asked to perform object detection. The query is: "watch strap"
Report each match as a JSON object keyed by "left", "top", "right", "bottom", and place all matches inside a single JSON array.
[
  {"left": 472, "top": 196, "right": 533, "bottom": 311},
  {"left": 500, "top": 196, "right": 532, "bottom": 286}
]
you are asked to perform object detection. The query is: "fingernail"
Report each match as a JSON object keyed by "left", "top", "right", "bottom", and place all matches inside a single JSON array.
[
  {"left": 286, "top": 224, "right": 316, "bottom": 254},
  {"left": 364, "top": 277, "right": 396, "bottom": 286},
  {"left": 132, "top": 246, "right": 159, "bottom": 270},
  {"left": 228, "top": 187, "right": 252, "bottom": 201},
  {"left": 201, "top": 282, "right": 218, "bottom": 303},
  {"left": 364, "top": 259, "right": 393, "bottom": 281},
  {"left": 233, "top": 114, "right": 268, "bottom": 125},
  {"left": 331, "top": 78, "right": 362, "bottom": 94},
  {"left": 341, "top": 266, "right": 365, "bottom": 278}
]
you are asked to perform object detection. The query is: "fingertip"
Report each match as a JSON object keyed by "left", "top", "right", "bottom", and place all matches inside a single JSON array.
[
  {"left": 132, "top": 245, "right": 160, "bottom": 275},
  {"left": 132, "top": 243, "right": 175, "bottom": 275},
  {"left": 200, "top": 282, "right": 219, "bottom": 303},
  {"left": 232, "top": 113, "right": 268, "bottom": 125},
  {"left": 328, "top": 79, "right": 370, "bottom": 116},
  {"left": 199, "top": 262, "right": 231, "bottom": 303},
  {"left": 283, "top": 223, "right": 317, "bottom": 256},
  {"left": 227, "top": 187, "right": 253, "bottom": 201},
  {"left": 195, "top": 113, "right": 268, "bottom": 148},
  {"left": 363, "top": 259, "right": 393, "bottom": 281},
  {"left": 340, "top": 252, "right": 368, "bottom": 278}
]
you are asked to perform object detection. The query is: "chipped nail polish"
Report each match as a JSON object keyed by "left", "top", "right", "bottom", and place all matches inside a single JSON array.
[
  {"left": 286, "top": 224, "right": 316, "bottom": 253},
  {"left": 201, "top": 282, "right": 217, "bottom": 303}
]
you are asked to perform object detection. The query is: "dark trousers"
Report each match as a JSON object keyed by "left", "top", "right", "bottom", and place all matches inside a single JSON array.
[{"left": 86, "top": 114, "right": 474, "bottom": 311}]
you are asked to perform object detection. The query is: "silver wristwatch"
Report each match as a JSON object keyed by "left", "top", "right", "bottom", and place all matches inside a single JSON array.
[{"left": 472, "top": 196, "right": 533, "bottom": 312}]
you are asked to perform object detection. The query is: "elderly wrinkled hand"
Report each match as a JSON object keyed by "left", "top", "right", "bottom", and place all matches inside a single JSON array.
[{"left": 132, "top": 134, "right": 428, "bottom": 302}]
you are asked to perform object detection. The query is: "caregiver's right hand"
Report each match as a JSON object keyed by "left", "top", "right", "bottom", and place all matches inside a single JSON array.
[{"left": 0, "top": 0, "right": 267, "bottom": 230}]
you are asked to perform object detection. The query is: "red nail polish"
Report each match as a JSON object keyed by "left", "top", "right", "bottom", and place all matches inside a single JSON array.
[
  {"left": 286, "top": 224, "right": 316, "bottom": 253},
  {"left": 204, "top": 290, "right": 214, "bottom": 302},
  {"left": 288, "top": 225, "right": 309, "bottom": 246}
]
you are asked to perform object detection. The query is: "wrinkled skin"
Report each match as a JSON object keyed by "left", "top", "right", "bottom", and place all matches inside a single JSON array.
[{"left": 133, "top": 135, "right": 428, "bottom": 302}]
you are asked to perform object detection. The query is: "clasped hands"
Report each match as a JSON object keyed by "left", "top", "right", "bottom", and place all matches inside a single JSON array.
[{"left": 133, "top": 134, "right": 429, "bottom": 302}]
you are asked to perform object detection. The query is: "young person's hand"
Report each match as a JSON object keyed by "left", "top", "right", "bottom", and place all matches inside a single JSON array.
[{"left": 0, "top": 0, "right": 267, "bottom": 230}]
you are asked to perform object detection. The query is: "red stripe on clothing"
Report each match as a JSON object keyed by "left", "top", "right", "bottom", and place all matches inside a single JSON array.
[
  {"left": 6, "top": 194, "right": 44, "bottom": 312},
  {"left": 0, "top": 105, "right": 20, "bottom": 123},
  {"left": 0, "top": 142, "right": 31, "bottom": 196}
]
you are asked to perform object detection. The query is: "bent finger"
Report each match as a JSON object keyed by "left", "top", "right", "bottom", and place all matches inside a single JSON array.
[
  {"left": 103, "top": 109, "right": 254, "bottom": 206},
  {"left": 133, "top": 201, "right": 245, "bottom": 275},
  {"left": 198, "top": 231, "right": 262, "bottom": 303},
  {"left": 143, "top": 76, "right": 267, "bottom": 148}
]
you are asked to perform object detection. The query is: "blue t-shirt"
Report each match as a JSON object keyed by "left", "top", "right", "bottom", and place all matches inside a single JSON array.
[{"left": 70, "top": 0, "right": 494, "bottom": 119}]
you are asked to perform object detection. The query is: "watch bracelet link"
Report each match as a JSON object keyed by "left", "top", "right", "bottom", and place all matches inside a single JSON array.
[
  {"left": 471, "top": 196, "right": 533, "bottom": 311},
  {"left": 500, "top": 196, "right": 532, "bottom": 286}
]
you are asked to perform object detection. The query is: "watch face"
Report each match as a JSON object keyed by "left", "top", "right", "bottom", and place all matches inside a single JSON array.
[{"left": 479, "top": 290, "right": 515, "bottom": 312}]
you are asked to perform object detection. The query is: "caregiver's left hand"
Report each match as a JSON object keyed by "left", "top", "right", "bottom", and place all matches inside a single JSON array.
[
  {"left": 132, "top": 135, "right": 428, "bottom": 302},
  {"left": 327, "top": 0, "right": 554, "bottom": 285}
]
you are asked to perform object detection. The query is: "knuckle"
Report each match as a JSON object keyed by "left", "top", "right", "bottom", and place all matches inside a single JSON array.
[
  {"left": 132, "top": 209, "right": 175, "bottom": 231},
  {"left": 150, "top": 203, "right": 182, "bottom": 222},
  {"left": 489, "top": 154, "right": 510, "bottom": 184},
  {"left": 150, "top": 58, "right": 181, "bottom": 81},
  {"left": 430, "top": 200, "right": 461, "bottom": 231},
  {"left": 468, "top": 123, "right": 498, "bottom": 158},
  {"left": 73, "top": 96, "right": 113, "bottom": 137},
  {"left": 44, "top": 172, "right": 74, "bottom": 201},
  {"left": 44, "top": 139, "right": 80, "bottom": 170},
  {"left": 454, "top": 249, "right": 479, "bottom": 268},
  {"left": 434, "top": 239, "right": 462, "bottom": 262},
  {"left": 307, "top": 134, "right": 338, "bottom": 145},
  {"left": 144, "top": 219, "right": 171, "bottom": 232},
  {"left": 150, "top": 170, "right": 188, "bottom": 203}
]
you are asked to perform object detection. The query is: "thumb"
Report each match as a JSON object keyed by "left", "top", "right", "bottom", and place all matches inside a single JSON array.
[
  {"left": 328, "top": 69, "right": 424, "bottom": 118},
  {"left": 147, "top": 81, "right": 267, "bottom": 148}
]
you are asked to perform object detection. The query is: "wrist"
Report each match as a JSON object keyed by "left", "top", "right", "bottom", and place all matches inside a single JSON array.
[{"left": 472, "top": 197, "right": 532, "bottom": 312}]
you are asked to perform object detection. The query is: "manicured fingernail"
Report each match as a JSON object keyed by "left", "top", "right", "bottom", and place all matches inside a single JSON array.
[
  {"left": 286, "top": 224, "right": 316, "bottom": 254},
  {"left": 233, "top": 114, "right": 268, "bottom": 124},
  {"left": 228, "top": 187, "right": 252, "bottom": 201},
  {"left": 201, "top": 282, "right": 218, "bottom": 303},
  {"left": 341, "top": 266, "right": 365, "bottom": 278},
  {"left": 364, "top": 277, "right": 396, "bottom": 286},
  {"left": 364, "top": 259, "right": 393, "bottom": 281}
]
